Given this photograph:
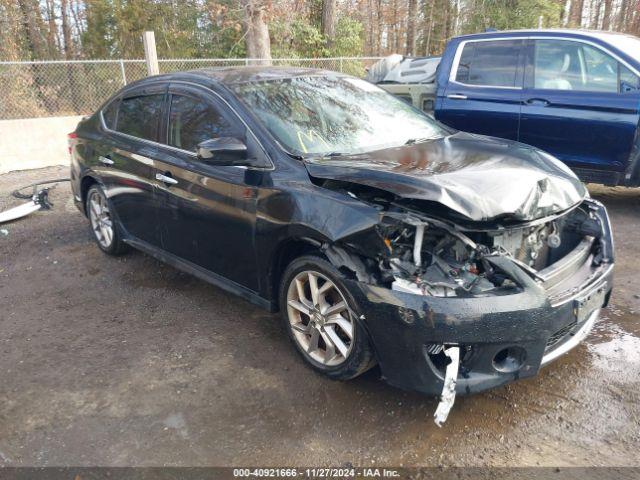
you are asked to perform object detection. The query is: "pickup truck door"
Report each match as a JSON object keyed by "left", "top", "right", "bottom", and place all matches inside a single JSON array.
[
  {"left": 519, "top": 38, "right": 640, "bottom": 181},
  {"left": 437, "top": 39, "right": 525, "bottom": 141}
]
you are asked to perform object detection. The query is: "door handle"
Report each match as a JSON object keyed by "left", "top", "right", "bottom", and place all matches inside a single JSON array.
[
  {"left": 525, "top": 98, "right": 550, "bottom": 106},
  {"left": 155, "top": 172, "right": 178, "bottom": 186},
  {"left": 447, "top": 94, "right": 468, "bottom": 100},
  {"left": 98, "top": 155, "right": 114, "bottom": 166}
]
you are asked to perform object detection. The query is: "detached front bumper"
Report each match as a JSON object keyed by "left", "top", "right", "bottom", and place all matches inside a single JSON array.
[{"left": 347, "top": 202, "right": 614, "bottom": 396}]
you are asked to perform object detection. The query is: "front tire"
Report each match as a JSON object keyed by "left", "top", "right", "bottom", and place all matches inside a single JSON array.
[
  {"left": 279, "top": 255, "right": 375, "bottom": 380},
  {"left": 86, "top": 185, "right": 127, "bottom": 255}
]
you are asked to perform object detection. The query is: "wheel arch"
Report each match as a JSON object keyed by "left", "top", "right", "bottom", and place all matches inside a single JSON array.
[
  {"left": 269, "top": 237, "right": 327, "bottom": 312},
  {"left": 80, "top": 175, "right": 100, "bottom": 215}
]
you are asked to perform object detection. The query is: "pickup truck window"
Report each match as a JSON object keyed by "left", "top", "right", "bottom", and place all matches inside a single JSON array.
[
  {"left": 454, "top": 40, "right": 521, "bottom": 88},
  {"left": 620, "top": 65, "right": 640, "bottom": 93},
  {"left": 534, "top": 39, "right": 639, "bottom": 93}
]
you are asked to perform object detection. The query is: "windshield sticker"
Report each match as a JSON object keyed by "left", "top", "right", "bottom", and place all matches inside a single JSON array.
[{"left": 297, "top": 130, "right": 330, "bottom": 153}]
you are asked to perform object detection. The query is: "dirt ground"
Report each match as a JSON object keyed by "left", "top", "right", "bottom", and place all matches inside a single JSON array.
[{"left": 0, "top": 166, "right": 638, "bottom": 468}]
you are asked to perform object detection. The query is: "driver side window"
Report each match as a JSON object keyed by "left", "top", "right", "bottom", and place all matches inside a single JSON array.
[
  {"left": 533, "top": 39, "right": 637, "bottom": 93},
  {"left": 168, "top": 94, "right": 241, "bottom": 152}
]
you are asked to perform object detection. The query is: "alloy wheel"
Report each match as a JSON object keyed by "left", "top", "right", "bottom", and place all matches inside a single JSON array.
[
  {"left": 88, "top": 190, "right": 114, "bottom": 249},
  {"left": 286, "top": 270, "right": 355, "bottom": 366}
]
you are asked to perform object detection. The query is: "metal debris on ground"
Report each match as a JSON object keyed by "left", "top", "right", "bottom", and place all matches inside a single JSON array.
[{"left": 0, "top": 178, "right": 69, "bottom": 225}]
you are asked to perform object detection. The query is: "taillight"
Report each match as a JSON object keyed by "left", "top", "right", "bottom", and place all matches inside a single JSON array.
[{"left": 67, "top": 131, "right": 77, "bottom": 155}]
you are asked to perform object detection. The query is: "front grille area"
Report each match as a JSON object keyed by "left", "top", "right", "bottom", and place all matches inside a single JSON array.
[{"left": 546, "top": 320, "right": 577, "bottom": 349}]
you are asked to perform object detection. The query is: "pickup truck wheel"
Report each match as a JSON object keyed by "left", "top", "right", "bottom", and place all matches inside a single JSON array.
[
  {"left": 86, "top": 185, "right": 127, "bottom": 255},
  {"left": 280, "top": 255, "right": 375, "bottom": 380}
]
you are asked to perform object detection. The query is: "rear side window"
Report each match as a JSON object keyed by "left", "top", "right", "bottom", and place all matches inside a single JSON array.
[
  {"left": 455, "top": 40, "right": 521, "bottom": 87},
  {"left": 116, "top": 94, "right": 164, "bottom": 141},
  {"left": 168, "top": 94, "right": 241, "bottom": 152},
  {"left": 102, "top": 100, "right": 118, "bottom": 129},
  {"left": 620, "top": 65, "right": 640, "bottom": 93}
]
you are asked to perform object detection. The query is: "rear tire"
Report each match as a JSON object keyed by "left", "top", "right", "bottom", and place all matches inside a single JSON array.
[
  {"left": 279, "top": 255, "right": 375, "bottom": 380},
  {"left": 86, "top": 185, "right": 128, "bottom": 255}
]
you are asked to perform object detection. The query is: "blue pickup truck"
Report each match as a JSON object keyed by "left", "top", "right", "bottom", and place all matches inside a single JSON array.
[{"left": 374, "top": 30, "right": 640, "bottom": 187}]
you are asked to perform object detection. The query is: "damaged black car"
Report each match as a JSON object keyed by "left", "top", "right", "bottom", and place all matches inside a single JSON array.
[{"left": 69, "top": 68, "right": 614, "bottom": 424}]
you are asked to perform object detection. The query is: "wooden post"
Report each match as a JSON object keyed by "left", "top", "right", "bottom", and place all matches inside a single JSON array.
[
  {"left": 119, "top": 59, "right": 127, "bottom": 85},
  {"left": 143, "top": 31, "right": 159, "bottom": 76}
]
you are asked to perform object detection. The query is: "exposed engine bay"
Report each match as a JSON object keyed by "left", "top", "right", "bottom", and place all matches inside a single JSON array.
[{"left": 318, "top": 179, "right": 605, "bottom": 299}]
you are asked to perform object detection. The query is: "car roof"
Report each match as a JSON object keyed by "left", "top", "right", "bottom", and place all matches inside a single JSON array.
[
  {"left": 130, "top": 66, "right": 341, "bottom": 89},
  {"left": 453, "top": 28, "right": 637, "bottom": 42}
]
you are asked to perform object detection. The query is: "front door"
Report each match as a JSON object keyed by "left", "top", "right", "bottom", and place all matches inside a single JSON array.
[
  {"left": 437, "top": 39, "right": 525, "bottom": 141},
  {"left": 153, "top": 84, "right": 265, "bottom": 292},
  {"left": 519, "top": 39, "right": 640, "bottom": 175}
]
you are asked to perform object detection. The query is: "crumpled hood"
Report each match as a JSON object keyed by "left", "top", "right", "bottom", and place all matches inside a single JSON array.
[{"left": 304, "top": 132, "right": 586, "bottom": 222}]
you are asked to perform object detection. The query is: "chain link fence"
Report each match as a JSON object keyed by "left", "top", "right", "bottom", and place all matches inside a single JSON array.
[{"left": 0, "top": 57, "right": 382, "bottom": 120}]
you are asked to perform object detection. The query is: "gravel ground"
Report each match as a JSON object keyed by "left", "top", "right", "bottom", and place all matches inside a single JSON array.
[{"left": 0, "top": 166, "right": 638, "bottom": 467}]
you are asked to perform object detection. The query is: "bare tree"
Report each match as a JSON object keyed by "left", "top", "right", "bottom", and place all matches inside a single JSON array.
[
  {"left": 17, "top": 0, "right": 48, "bottom": 59},
  {"left": 321, "top": 0, "right": 336, "bottom": 47},
  {"left": 392, "top": 0, "right": 399, "bottom": 51},
  {"left": 424, "top": 0, "right": 435, "bottom": 55},
  {"left": 406, "top": 0, "right": 417, "bottom": 55},
  {"left": 44, "top": 0, "right": 60, "bottom": 56},
  {"left": 633, "top": 0, "right": 640, "bottom": 34},
  {"left": 601, "top": 0, "right": 613, "bottom": 29},
  {"left": 61, "top": 0, "right": 74, "bottom": 58},
  {"left": 568, "top": 0, "right": 584, "bottom": 26},
  {"left": 616, "top": 0, "right": 628, "bottom": 30},
  {"left": 376, "top": 0, "right": 383, "bottom": 55},
  {"left": 243, "top": 0, "right": 272, "bottom": 64}
]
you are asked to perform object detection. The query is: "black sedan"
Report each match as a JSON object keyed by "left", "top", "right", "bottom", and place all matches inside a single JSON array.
[{"left": 69, "top": 67, "right": 614, "bottom": 424}]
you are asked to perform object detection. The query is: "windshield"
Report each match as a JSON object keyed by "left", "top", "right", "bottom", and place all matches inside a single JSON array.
[{"left": 231, "top": 75, "right": 445, "bottom": 156}]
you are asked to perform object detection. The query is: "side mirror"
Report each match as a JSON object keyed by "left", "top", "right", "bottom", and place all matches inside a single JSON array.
[{"left": 196, "top": 137, "right": 249, "bottom": 165}]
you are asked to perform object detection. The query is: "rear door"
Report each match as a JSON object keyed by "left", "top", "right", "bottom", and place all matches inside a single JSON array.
[
  {"left": 152, "top": 83, "right": 264, "bottom": 291},
  {"left": 519, "top": 38, "right": 640, "bottom": 178},
  {"left": 95, "top": 85, "right": 167, "bottom": 246},
  {"left": 437, "top": 38, "right": 525, "bottom": 140}
]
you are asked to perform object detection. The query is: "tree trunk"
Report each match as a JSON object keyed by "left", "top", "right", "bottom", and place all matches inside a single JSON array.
[
  {"left": 367, "top": 0, "right": 375, "bottom": 55},
  {"left": 321, "top": 0, "right": 336, "bottom": 48},
  {"left": 44, "top": 0, "right": 59, "bottom": 56},
  {"left": 560, "top": 0, "right": 569, "bottom": 25},
  {"left": 602, "top": 0, "right": 613, "bottom": 29},
  {"left": 392, "top": 0, "right": 399, "bottom": 52},
  {"left": 376, "top": 0, "right": 383, "bottom": 56},
  {"left": 17, "top": 0, "right": 48, "bottom": 59},
  {"left": 442, "top": 0, "right": 451, "bottom": 52},
  {"left": 633, "top": 0, "right": 640, "bottom": 34},
  {"left": 243, "top": 0, "right": 272, "bottom": 65},
  {"left": 61, "top": 0, "right": 74, "bottom": 59},
  {"left": 70, "top": 0, "right": 84, "bottom": 45},
  {"left": 17, "top": 0, "right": 58, "bottom": 112},
  {"left": 568, "top": 0, "right": 584, "bottom": 27},
  {"left": 616, "top": 0, "right": 628, "bottom": 30},
  {"left": 406, "top": 0, "right": 417, "bottom": 55},
  {"left": 425, "top": 0, "right": 435, "bottom": 55},
  {"left": 587, "top": 0, "right": 602, "bottom": 30}
]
